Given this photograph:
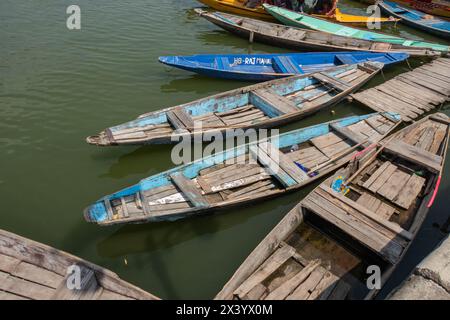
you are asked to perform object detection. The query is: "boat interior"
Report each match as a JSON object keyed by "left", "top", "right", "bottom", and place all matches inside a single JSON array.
[
  {"left": 86, "top": 113, "right": 398, "bottom": 225},
  {"left": 87, "top": 63, "right": 378, "bottom": 145},
  {"left": 225, "top": 114, "right": 448, "bottom": 300}
]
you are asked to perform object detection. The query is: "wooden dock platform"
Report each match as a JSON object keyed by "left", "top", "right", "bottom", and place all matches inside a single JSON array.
[
  {"left": 0, "top": 229, "right": 159, "bottom": 300},
  {"left": 352, "top": 58, "right": 450, "bottom": 122}
]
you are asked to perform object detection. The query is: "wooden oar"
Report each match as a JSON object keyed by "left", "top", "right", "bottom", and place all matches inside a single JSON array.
[{"left": 427, "top": 127, "right": 449, "bottom": 208}]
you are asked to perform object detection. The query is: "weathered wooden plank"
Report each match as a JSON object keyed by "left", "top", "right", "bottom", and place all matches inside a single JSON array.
[
  {"left": 233, "top": 244, "right": 296, "bottom": 299},
  {"left": 310, "top": 132, "right": 343, "bottom": 149},
  {"left": 52, "top": 267, "right": 102, "bottom": 300},
  {"left": 320, "top": 140, "right": 352, "bottom": 158},
  {"left": 0, "top": 254, "right": 20, "bottom": 273},
  {"left": 319, "top": 185, "right": 413, "bottom": 241},
  {"left": 302, "top": 193, "right": 403, "bottom": 264},
  {"left": 249, "top": 145, "right": 296, "bottom": 187},
  {"left": 430, "top": 114, "right": 450, "bottom": 125},
  {"left": 169, "top": 172, "right": 210, "bottom": 208},
  {"left": 330, "top": 123, "right": 366, "bottom": 145},
  {"left": 366, "top": 162, "right": 398, "bottom": 193},
  {"left": 286, "top": 266, "right": 327, "bottom": 300},
  {"left": 259, "top": 142, "right": 309, "bottom": 184},
  {"left": 385, "top": 140, "right": 443, "bottom": 173},
  {"left": 393, "top": 174, "right": 426, "bottom": 209},
  {"left": 172, "top": 108, "right": 195, "bottom": 129},
  {"left": 377, "top": 169, "right": 411, "bottom": 202},
  {"left": 415, "top": 126, "right": 436, "bottom": 151},
  {"left": 307, "top": 270, "right": 339, "bottom": 300},
  {"left": 209, "top": 172, "right": 270, "bottom": 193},
  {"left": 0, "top": 270, "right": 55, "bottom": 300},
  {"left": 227, "top": 180, "right": 274, "bottom": 199},
  {"left": 166, "top": 110, "right": 186, "bottom": 130},
  {"left": 356, "top": 192, "right": 382, "bottom": 212},
  {"left": 362, "top": 161, "right": 391, "bottom": 190},
  {"left": 251, "top": 88, "right": 298, "bottom": 115},
  {"left": 313, "top": 72, "right": 351, "bottom": 92},
  {"left": 264, "top": 259, "right": 321, "bottom": 300},
  {"left": 12, "top": 261, "right": 64, "bottom": 289},
  {"left": 429, "top": 128, "right": 447, "bottom": 154}
]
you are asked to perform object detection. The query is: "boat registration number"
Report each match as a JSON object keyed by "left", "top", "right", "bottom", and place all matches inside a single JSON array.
[{"left": 232, "top": 57, "right": 272, "bottom": 65}]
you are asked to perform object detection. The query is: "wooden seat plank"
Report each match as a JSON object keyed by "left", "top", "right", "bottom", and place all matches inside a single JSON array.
[
  {"left": 251, "top": 88, "right": 298, "bottom": 116},
  {"left": 313, "top": 72, "right": 351, "bottom": 92},
  {"left": 318, "top": 185, "right": 413, "bottom": 241},
  {"left": 259, "top": 141, "right": 309, "bottom": 184},
  {"left": 330, "top": 123, "right": 366, "bottom": 145},
  {"left": 169, "top": 172, "right": 210, "bottom": 208},
  {"left": 385, "top": 140, "right": 443, "bottom": 173},
  {"left": 249, "top": 145, "right": 297, "bottom": 187},
  {"left": 302, "top": 192, "right": 403, "bottom": 264},
  {"left": 172, "top": 108, "right": 195, "bottom": 128}
]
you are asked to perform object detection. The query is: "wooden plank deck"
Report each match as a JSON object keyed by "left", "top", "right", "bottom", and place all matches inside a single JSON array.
[
  {"left": 351, "top": 58, "right": 450, "bottom": 122},
  {"left": 0, "top": 229, "right": 159, "bottom": 300}
]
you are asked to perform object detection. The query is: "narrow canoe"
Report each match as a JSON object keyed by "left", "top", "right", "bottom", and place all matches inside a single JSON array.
[
  {"left": 196, "top": 0, "right": 398, "bottom": 25},
  {"left": 378, "top": 0, "right": 450, "bottom": 39},
  {"left": 159, "top": 52, "right": 408, "bottom": 81},
  {"left": 195, "top": 9, "right": 441, "bottom": 57},
  {"left": 84, "top": 112, "right": 400, "bottom": 226},
  {"left": 215, "top": 113, "right": 449, "bottom": 300},
  {"left": 0, "top": 229, "right": 160, "bottom": 300},
  {"left": 263, "top": 4, "right": 450, "bottom": 52},
  {"left": 86, "top": 62, "right": 382, "bottom": 146}
]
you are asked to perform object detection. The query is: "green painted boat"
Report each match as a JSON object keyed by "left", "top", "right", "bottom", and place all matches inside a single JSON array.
[{"left": 263, "top": 4, "right": 449, "bottom": 53}]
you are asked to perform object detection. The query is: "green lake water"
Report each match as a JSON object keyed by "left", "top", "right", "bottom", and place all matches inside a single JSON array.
[{"left": 1, "top": 0, "right": 449, "bottom": 299}]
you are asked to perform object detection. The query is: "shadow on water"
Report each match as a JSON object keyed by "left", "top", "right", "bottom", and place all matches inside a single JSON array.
[
  {"left": 160, "top": 74, "right": 246, "bottom": 94},
  {"left": 97, "top": 144, "right": 174, "bottom": 179}
]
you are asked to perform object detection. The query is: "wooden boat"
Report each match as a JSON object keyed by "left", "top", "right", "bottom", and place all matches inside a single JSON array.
[
  {"left": 196, "top": 0, "right": 398, "bottom": 25},
  {"left": 84, "top": 112, "right": 400, "bottom": 226},
  {"left": 378, "top": 0, "right": 450, "bottom": 39},
  {"left": 393, "top": 0, "right": 450, "bottom": 18},
  {"left": 87, "top": 62, "right": 382, "bottom": 146},
  {"left": 0, "top": 229, "right": 159, "bottom": 300},
  {"left": 195, "top": 9, "right": 441, "bottom": 57},
  {"left": 356, "top": 0, "right": 450, "bottom": 19},
  {"left": 263, "top": 4, "right": 450, "bottom": 52},
  {"left": 215, "top": 113, "right": 449, "bottom": 300},
  {"left": 158, "top": 52, "right": 408, "bottom": 81}
]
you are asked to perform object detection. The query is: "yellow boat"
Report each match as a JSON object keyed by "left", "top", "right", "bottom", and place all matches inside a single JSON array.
[{"left": 197, "top": 0, "right": 398, "bottom": 25}]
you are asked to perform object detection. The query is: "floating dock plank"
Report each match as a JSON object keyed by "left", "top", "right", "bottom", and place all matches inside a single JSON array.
[
  {"left": 0, "top": 230, "right": 159, "bottom": 300},
  {"left": 352, "top": 58, "right": 450, "bottom": 122}
]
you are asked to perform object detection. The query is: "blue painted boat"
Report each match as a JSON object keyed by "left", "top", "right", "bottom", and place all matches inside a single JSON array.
[
  {"left": 159, "top": 52, "right": 409, "bottom": 81},
  {"left": 86, "top": 62, "right": 383, "bottom": 146},
  {"left": 84, "top": 112, "right": 401, "bottom": 226},
  {"left": 378, "top": 0, "right": 450, "bottom": 39}
]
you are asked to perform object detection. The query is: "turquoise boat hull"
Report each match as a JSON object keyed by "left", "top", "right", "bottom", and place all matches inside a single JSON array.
[{"left": 263, "top": 4, "right": 449, "bottom": 52}]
